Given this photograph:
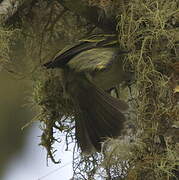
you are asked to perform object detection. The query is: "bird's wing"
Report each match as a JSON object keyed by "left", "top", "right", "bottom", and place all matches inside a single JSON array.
[
  {"left": 43, "top": 34, "right": 118, "bottom": 69},
  {"left": 67, "top": 48, "right": 119, "bottom": 72}
]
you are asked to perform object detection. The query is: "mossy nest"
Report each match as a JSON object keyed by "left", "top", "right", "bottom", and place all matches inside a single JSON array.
[{"left": 33, "top": 70, "right": 75, "bottom": 163}]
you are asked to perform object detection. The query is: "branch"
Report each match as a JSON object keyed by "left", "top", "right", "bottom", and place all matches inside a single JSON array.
[
  {"left": 0, "top": 0, "right": 32, "bottom": 24},
  {"left": 58, "top": 0, "right": 116, "bottom": 32}
]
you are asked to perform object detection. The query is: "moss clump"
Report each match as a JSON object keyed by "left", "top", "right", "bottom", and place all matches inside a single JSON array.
[
  {"left": 0, "top": 27, "right": 20, "bottom": 64},
  {"left": 103, "top": 0, "right": 179, "bottom": 179},
  {"left": 33, "top": 70, "right": 75, "bottom": 163}
]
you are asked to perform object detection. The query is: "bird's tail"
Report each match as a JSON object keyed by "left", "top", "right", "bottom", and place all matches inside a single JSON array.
[{"left": 69, "top": 77, "right": 128, "bottom": 153}]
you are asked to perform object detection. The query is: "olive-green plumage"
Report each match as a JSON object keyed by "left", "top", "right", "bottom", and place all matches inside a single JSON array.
[{"left": 44, "top": 35, "right": 131, "bottom": 153}]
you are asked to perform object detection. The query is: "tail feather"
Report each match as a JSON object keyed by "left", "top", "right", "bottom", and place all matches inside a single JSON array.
[
  {"left": 75, "top": 109, "right": 95, "bottom": 153},
  {"left": 71, "top": 78, "right": 128, "bottom": 153}
]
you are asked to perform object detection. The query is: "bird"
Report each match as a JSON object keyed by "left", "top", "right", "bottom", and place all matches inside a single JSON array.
[{"left": 43, "top": 34, "right": 132, "bottom": 154}]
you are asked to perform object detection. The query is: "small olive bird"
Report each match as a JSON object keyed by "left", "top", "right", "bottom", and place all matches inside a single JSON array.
[{"left": 44, "top": 34, "right": 131, "bottom": 154}]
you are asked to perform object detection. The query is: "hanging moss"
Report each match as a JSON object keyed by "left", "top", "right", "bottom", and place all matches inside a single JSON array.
[
  {"left": 0, "top": 27, "right": 20, "bottom": 64},
  {"left": 101, "top": 0, "right": 179, "bottom": 179}
]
